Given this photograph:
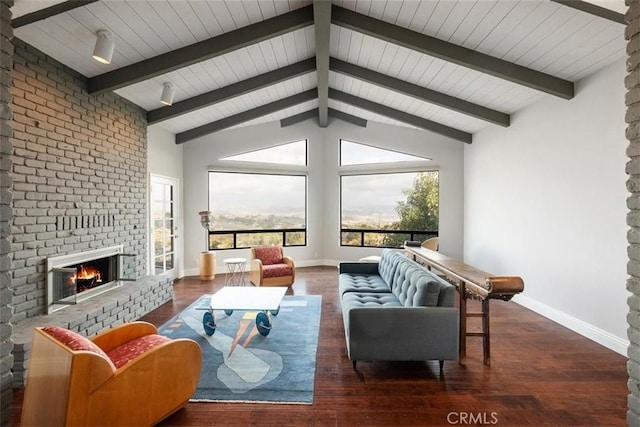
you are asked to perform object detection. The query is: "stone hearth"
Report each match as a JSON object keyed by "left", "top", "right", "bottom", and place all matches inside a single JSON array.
[{"left": 11, "top": 273, "right": 174, "bottom": 387}]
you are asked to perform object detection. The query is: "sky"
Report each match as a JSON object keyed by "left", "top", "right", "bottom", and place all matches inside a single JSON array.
[{"left": 209, "top": 140, "right": 433, "bottom": 220}]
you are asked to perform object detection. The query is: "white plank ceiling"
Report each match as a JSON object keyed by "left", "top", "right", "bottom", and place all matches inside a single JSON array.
[{"left": 11, "top": 0, "right": 626, "bottom": 143}]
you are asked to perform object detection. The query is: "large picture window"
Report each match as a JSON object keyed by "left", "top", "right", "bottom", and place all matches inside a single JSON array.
[
  {"left": 340, "top": 140, "right": 438, "bottom": 248},
  {"left": 208, "top": 172, "right": 307, "bottom": 249},
  {"left": 341, "top": 171, "right": 439, "bottom": 247}
]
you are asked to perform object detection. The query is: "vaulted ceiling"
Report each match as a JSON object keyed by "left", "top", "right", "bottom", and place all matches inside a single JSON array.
[{"left": 11, "top": 0, "right": 627, "bottom": 144}]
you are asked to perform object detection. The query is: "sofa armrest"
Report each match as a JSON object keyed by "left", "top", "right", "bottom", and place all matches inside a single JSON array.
[
  {"left": 283, "top": 256, "right": 295, "bottom": 282},
  {"left": 250, "top": 258, "right": 264, "bottom": 286},
  {"left": 91, "top": 321, "right": 158, "bottom": 352},
  {"left": 339, "top": 262, "right": 379, "bottom": 275},
  {"left": 282, "top": 256, "right": 294, "bottom": 267},
  {"left": 346, "top": 307, "right": 459, "bottom": 361},
  {"left": 71, "top": 338, "right": 202, "bottom": 426}
]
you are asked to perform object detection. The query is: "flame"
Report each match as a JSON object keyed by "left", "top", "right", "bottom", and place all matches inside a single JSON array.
[{"left": 73, "top": 265, "right": 102, "bottom": 282}]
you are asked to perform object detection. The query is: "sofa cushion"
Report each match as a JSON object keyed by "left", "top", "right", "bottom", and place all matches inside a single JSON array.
[
  {"left": 42, "top": 326, "right": 116, "bottom": 369},
  {"left": 254, "top": 246, "right": 283, "bottom": 265},
  {"left": 411, "top": 277, "right": 443, "bottom": 307},
  {"left": 341, "top": 292, "right": 403, "bottom": 332},
  {"left": 342, "top": 292, "right": 403, "bottom": 309},
  {"left": 262, "top": 263, "right": 293, "bottom": 278},
  {"left": 106, "top": 334, "right": 171, "bottom": 369},
  {"left": 378, "top": 249, "right": 403, "bottom": 286},
  {"left": 389, "top": 262, "right": 422, "bottom": 305},
  {"left": 338, "top": 273, "right": 390, "bottom": 295}
]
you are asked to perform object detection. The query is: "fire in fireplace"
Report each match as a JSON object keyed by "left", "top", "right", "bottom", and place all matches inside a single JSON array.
[
  {"left": 47, "top": 246, "right": 135, "bottom": 313},
  {"left": 75, "top": 265, "right": 102, "bottom": 291},
  {"left": 67, "top": 256, "right": 115, "bottom": 293}
]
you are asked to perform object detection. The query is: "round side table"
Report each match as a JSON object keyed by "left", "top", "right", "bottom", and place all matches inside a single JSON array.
[
  {"left": 199, "top": 251, "right": 216, "bottom": 280},
  {"left": 223, "top": 257, "right": 247, "bottom": 286}
]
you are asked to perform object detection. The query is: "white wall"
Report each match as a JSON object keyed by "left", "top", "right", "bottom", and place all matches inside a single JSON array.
[
  {"left": 147, "top": 125, "right": 184, "bottom": 277},
  {"left": 180, "top": 118, "right": 465, "bottom": 275},
  {"left": 464, "top": 60, "right": 629, "bottom": 354}
]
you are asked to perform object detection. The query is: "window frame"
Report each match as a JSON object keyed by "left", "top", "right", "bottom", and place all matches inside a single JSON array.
[
  {"left": 339, "top": 139, "right": 438, "bottom": 249},
  {"left": 206, "top": 143, "right": 309, "bottom": 250}
]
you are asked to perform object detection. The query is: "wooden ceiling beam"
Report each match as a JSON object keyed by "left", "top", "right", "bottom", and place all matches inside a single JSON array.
[
  {"left": 280, "top": 109, "right": 319, "bottom": 127},
  {"left": 279, "top": 107, "right": 367, "bottom": 128},
  {"left": 328, "top": 108, "right": 367, "bottom": 128},
  {"left": 88, "top": 5, "right": 314, "bottom": 94},
  {"left": 11, "top": 1, "right": 98, "bottom": 28},
  {"left": 330, "top": 57, "right": 510, "bottom": 127},
  {"left": 550, "top": 0, "right": 625, "bottom": 24},
  {"left": 331, "top": 5, "right": 574, "bottom": 100},
  {"left": 176, "top": 89, "right": 317, "bottom": 144},
  {"left": 148, "top": 58, "right": 316, "bottom": 124},
  {"left": 329, "top": 89, "right": 472, "bottom": 143},
  {"left": 313, "top": 0, "right": 331, "bottom": 127}
]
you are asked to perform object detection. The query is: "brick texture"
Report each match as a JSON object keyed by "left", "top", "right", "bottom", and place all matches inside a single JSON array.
[
  {"left": 2, "top": 26, "right": 173, "bottom": 418},
  {"left": 629, "top": 1, "right": 640, "bottom": 425},
  {"left": 0, "top": 1, "right": 13, "bottom": 424},
  {"left": 10, "top": 39, "right": 148, "bottom": 322},
  {"left": 11, "top": 274, "right": 174, "bottom": 387}
]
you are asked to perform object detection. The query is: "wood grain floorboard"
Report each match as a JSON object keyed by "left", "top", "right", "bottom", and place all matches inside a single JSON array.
[{"left": 9, "top": 266, "right": 628, "bottom": 426}]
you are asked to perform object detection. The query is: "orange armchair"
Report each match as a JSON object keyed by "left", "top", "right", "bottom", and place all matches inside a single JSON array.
[
  {"left": 250, "top": 245, "right": 295, "bottom": 287},
  {"left": 21, "top": 321, "right": 202, "bottom": 427}
]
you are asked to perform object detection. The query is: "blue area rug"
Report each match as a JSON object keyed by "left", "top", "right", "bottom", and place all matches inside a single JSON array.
[{"left": 158, "top": 294, "right": 321, "bottom": 404}]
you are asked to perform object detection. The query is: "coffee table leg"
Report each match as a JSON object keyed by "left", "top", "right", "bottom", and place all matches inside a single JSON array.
[
  {"left": 255, "top": 311, "right": 272, "bottom": 336},
  {"left": 203, "top": 310, "right": 216, "bottom": 336}
]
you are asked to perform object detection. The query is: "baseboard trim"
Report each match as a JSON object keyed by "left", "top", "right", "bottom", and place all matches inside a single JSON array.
[{"left": 512, "top": 294, "right": 628, "bottom": 357}]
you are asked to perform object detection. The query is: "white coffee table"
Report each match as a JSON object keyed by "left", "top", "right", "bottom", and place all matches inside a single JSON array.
[{"left": 201, "top": 286, "right": 288, "bottom": 337}]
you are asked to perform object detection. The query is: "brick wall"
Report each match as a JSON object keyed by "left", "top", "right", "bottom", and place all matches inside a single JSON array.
[
  {"left": 10, "top": 39, "right": 148, "bottom": 322},
  {"left": 11, "top": 274, "right": 174, "bottom": 387},
  {"left": 629, "top": 1, "right": 640, "bottom": 425},
  {"left": 0, "top": 1, "right": 13, "bottom": 424}
]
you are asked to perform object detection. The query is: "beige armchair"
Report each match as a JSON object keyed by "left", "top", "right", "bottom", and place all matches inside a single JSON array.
[
  {"left": 421, "top": 237, "right": 440, "bottom": 251},
  {"left": 21, "top": 321, "right": 202, "bottom": 427},
  {"left": 250, "top": 245, "right": 295, "bottom": 287}
]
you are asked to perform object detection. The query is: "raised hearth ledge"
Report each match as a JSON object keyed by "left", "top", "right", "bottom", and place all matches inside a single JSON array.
[{"left": 11, "top": 273, "right": 175, "bottom": 387}]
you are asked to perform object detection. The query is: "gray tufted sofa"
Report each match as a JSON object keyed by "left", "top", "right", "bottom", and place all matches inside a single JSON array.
[{"left": 339, "top": 248, "right": 459, "bottom": 370}]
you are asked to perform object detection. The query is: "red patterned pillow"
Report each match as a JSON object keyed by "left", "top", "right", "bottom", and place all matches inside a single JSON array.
[
  {"left": 254, "top": 246, "right": 283, "bottom": 265},
  {"left": 42, "top": 326, "right": 113, "bottom": 365},
  {"left": 106, "top": 334, "right": 170, "bottom": 369}
]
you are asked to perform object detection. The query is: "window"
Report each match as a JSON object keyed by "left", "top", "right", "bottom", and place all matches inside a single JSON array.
[
  {"left": 220, "top": 140, "right": 307, "bottom": 165},
  {"left": 207, "top": 141, "right": 307, "bottom": 249},
  {"left": 340, "top": 140, "right": 438, "bottom": 248},
  {"left": 340, "top": 140, "right": 430, "bottom": 165}
]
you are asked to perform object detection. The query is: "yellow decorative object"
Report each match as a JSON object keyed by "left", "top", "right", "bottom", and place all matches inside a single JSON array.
[{"left": 199, "top": 251, "right": 216, "bottom": 280}]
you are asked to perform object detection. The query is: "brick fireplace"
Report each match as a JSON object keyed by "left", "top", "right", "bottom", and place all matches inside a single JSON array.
[
  {"left": 9, "top": 38, "right": 151, "bottom": 322},
  {"left": 46, "top": 245, "right": 132, "bottom": 314},
  {"left": 4, "top": 31, "right": 174, "bottom": 395}
]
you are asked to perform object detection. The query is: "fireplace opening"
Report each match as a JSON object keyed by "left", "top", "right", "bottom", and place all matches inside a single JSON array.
[
  {"left": 51, "top": 255, "right": 118, "bottom": 306},
  {"left": 70, "top": 256, "right": 117, "bottom": 293},
  {"left": 47, "top": 245, "right": 136, "bottom": 313}
]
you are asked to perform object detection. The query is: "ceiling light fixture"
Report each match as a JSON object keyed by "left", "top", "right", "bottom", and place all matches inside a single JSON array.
[
  {"left": 92, "top": 30, "right": 115, "bottom": 64},
  {"left": 160, "top": 82, "right": 175, "bottom": 106}
]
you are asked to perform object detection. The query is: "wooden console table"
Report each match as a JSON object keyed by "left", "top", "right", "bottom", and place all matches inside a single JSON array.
[{"left": 404, "top": 245, "right": 524, "bottom": 366}]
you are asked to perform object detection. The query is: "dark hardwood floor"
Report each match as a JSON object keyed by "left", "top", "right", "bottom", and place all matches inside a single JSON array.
[{"left": 11, "top": 266, "right": 628, "bottom": 426}]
